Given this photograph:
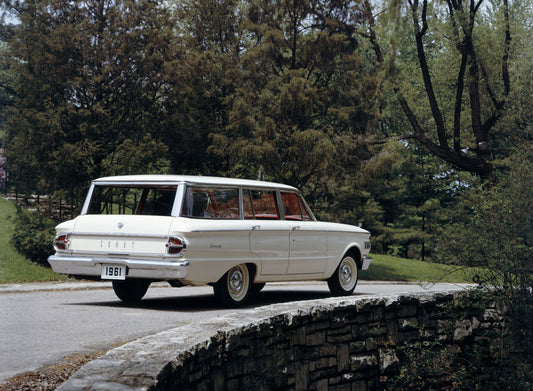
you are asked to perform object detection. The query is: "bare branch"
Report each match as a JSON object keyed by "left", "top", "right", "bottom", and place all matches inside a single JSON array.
[
  {"left": 473, "top": 0, "right": 484, "bottom": 15},
  {"left": 1, "top": 0, "right": 24, "bottom": 15},
  {"left": 410, "top": 0, "right": 448, "bottom": 149},
  {"left": 453, "top": 53, "right": 468, "bottom": 153},
  {"left": 395, "top": 88, "right": 424, "bottom": 136},
  {"left": 362, "top": 0, "right": 383, "bottom": 63},
  {"left": 502, "top": 0, "right": 511, "bottom": 95},
  {"left": 479, "top": 62, "right": 502, "bottom": 109}
]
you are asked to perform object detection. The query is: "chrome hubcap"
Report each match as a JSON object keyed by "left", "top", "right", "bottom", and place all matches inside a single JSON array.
[
  {"left": 226, "top": 265, "right": 249, "bottom": 301},
  {"left": 340, "top": 264, "right": 352, "bottom": 285},
  {"left": 229, "top": 270, "right": 243, "bottom": 294},
  {"left": 339, "top": 257, "right": 357, "bottom": 290}
]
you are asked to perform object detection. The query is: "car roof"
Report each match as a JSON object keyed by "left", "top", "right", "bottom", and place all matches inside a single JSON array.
[{"left": 93, "top": 175, "right": 298, "bottom": 191}]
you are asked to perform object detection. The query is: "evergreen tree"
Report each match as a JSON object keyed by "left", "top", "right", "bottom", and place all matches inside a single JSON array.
[
  {"left": 1, "top": 0, "right": 176, "bottom": 199},
  {"left": 209, "top": 0, "right": 379, "bottom": 201}
]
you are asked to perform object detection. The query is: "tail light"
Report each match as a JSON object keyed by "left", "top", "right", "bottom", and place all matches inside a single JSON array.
[
  {"left": 166, "top": 236, "right": 186, "bottom": 256},
  {"left": 53, "top": 233, "right": 70, "bottom": 251}
]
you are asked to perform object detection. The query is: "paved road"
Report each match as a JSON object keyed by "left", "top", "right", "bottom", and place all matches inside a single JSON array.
[{"left": 0, "top": 280, "right": 471, "bottom": 382}]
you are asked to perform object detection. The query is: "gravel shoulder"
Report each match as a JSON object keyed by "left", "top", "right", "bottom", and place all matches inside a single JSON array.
[{"left": 0, "top": 348, "right": 111, "bottom": 391}]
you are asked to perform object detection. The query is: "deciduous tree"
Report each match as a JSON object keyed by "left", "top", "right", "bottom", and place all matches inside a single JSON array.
[{"left": 361, "top": 0, "right": 521, "bottom": 179}]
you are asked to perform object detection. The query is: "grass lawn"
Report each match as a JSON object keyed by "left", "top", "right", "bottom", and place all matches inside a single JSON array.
[
  {"left": 0, "top": 197, "right": 68, "bottom": 283},
  {"left": 1, "top": 196, "right": 474, "bottom": 285},
  {"left": 360, "top": 253, "right": 474, "bottom": 284}
]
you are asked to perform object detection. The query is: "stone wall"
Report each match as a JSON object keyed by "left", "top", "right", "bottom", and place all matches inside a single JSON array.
[{"left": 59, "top": 290, "right": 503, "bottom": 391}]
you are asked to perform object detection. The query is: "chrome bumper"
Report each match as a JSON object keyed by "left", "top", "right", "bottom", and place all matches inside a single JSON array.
[
  {"left": 47, "top": 255, "right": 189, "bottom": 280},
  {"left": 361, "top": 255, "right": 372, "bottom": 270}
]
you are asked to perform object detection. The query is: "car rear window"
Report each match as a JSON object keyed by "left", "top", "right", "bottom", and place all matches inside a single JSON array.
[{"left": 87, "top": 185, "right": 177, "bottom": 216}]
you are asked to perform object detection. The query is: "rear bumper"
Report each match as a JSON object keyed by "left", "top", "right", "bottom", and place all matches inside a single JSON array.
[
  {"left": 47, "top": 255, "right": 189, "bottom": 280},
  {"left": 361, "top": 255, "right": 372, "bottom": 271}
]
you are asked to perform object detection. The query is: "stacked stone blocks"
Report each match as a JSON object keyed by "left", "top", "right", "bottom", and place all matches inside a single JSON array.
[{"left": 59, "top": 290, "right": 502, "bottom": 391}]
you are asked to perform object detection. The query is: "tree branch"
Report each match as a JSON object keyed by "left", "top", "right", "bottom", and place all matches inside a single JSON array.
[
  {"left": 465, "top": 5, "right": 484, "bottom": 146},
  {"left": 362, "top": 0, "right": 494, "bottom": 178},
  {"left": 363, "top": 0, "right": 383, "bottom": 63},
  {"left": 410, "top": 0, "right": 448, "bottom": 150},
  {"left": 502, "top": 0, "right": 511, "bottom": 96},
  {"left": 453, "top": 53, "right": 468, "bottom": 153},
  {"left": 0, "top": 82, "right": 16, "bottom": 96}
]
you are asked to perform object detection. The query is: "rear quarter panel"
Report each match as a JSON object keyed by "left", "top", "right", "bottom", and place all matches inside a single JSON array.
[{"left": 169, "top": 218, "right": 259, "bottom": 283}]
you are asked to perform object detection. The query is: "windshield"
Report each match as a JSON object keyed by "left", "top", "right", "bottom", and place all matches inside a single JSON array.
[{"left": 87, "top": 185, "right": 177, "bottom": 216}]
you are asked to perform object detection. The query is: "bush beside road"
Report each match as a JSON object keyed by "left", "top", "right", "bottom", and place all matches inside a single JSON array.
[{"left": 0, "top": 197, "right": 67, "bottom": 284}]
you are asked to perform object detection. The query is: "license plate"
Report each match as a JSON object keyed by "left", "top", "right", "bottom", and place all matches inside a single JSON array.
[{"left": 101, "top": 265, "right": 126, "bottom": 280}]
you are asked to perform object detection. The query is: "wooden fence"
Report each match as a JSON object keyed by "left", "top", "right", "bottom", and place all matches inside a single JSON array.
[{"left": 3, "top": 193, "right": 78, "bottom": 221}]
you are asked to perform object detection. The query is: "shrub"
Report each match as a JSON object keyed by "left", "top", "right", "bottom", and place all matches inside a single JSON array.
[
  {"left": 438, "top": 149, "right": 533, "bottom": 347},
  {"left": 389, "top": 290, "right": 532, "bottom": 390},
  {"left": 11, "top": 207, "right": 56, "bottom": 266}
]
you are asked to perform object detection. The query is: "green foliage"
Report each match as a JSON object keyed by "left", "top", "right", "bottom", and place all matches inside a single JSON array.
[
  {"left": 207, "top": 0, "right": 379, "bottom": 194},
  {"left": 435, "top": 149, "right": 533, "bottom": 379},
  {"left": 2, "top": 0, "right": 178, "bottom": 197},
  {"left": 0, "top": 0, "right": 531, "bottom": 276},
  {"left": 0, "top": 197, "right": 65, "bottom": 282},
  {"left": 441, "top": 149, "right": 533, "bottom": 288},
  {"left": 11, "top": 206, "right": 56, "bottom": 267},
  {"left": 101, "top": 133, "right": 171, "bottom": 176},
  {"left": 388, "top": 290, "right": 533, "bottom": 390}
]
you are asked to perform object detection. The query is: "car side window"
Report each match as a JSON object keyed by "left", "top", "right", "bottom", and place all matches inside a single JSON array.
[
  {"left": 182, "top": 186, "right": 239, "bottom": 219},
  {"left": 246, "top": 189, "right": 279, "bottom": 220},
  {"left": 243, "top": 189, "right": 255, "bottom": 219},
  {"left": 281, "top": 192, "right": 302, "bottom": 220},
  {"left": 280, "top": 192, "right": 313, "bottom": 221},
  {"left": 298, "top": 195, "right": 312, "bottom": 221}
]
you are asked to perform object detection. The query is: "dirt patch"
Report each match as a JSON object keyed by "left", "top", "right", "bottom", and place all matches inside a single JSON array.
[{"left": 0, "top": 344, "right": 123, "bottom": 391}]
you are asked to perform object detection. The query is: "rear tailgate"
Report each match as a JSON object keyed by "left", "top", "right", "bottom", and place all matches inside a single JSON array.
[{"left": 68, "top": 215, "right": 174, "bottom": 257}]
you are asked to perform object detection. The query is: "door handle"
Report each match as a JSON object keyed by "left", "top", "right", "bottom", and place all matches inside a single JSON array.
[
  {"left": 251, "top": 225, "right": 261, "bottom": 231},
  {"left": 291, "top": 226, "right": 301, "bottom": 231}
]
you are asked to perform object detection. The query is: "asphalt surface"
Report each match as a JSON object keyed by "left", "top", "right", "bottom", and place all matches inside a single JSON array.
[{"left": 0, "top": 280, "right": 473, "bottom": 382}]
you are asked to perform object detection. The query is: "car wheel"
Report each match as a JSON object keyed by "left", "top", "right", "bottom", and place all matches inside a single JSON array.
[
  {"left": 327, "top": 256, "right": 358, "bottom": 296},
  {"left": 112, "top": 279, "right": 150, "bottom": 303},
  {"left": 213, "top": 264, "right": 251, "bottom": 307}
]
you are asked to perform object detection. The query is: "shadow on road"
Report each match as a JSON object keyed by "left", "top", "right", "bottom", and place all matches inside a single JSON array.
[{"left": 69, "top": 287, "right": 362, "bottom": 312}]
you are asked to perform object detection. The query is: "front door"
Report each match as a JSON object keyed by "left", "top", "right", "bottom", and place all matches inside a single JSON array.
[
  {"left": 280, "top": 192, "right": 327, "bottom": 274},
  {"left": 287, "top": 223, "right": 327, "bottom": 274}
]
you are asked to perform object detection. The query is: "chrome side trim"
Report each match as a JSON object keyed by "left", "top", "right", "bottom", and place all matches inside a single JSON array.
[
  {"left": 55, "top": 249, "right": 175, "bottom": 259},
  {"left": 66, "top": 232, "right": 176, "bottom": 239},
  {"left": 190, "top": 228, "right": 253, "bottom": 233}
]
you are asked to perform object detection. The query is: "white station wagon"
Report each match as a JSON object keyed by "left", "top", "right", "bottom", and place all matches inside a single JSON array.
[{"left": 48, "top": 175, "right": 372, "bottom": 306}]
